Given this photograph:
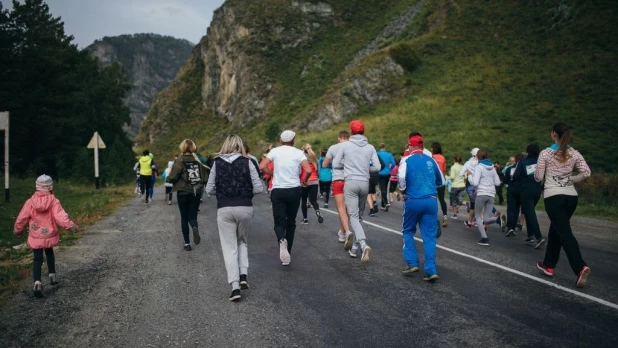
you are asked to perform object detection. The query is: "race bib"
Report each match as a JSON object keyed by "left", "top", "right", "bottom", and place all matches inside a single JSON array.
[{"left": 525, "top": 164, "right": 537, "bottom": 175}]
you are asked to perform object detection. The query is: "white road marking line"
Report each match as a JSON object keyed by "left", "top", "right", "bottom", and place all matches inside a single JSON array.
[{"left": 321, "top": 208, "right": 618, "bottom": 311}]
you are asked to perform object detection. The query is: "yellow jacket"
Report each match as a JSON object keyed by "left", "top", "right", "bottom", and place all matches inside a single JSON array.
[{"left": 139, "top": 156, "right": 153, "bottom": 176}]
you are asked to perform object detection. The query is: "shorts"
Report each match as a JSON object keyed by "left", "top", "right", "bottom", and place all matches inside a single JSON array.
[
  {"left": 332, "top": 180, "right": 345, "bottom": 196},
  {"left": 369, "top": 176, "right": 379, "bottom": 194},
  {"left": 467, "top": 185, "right": 478, "bottom": 209},
  {"left": 389, "top": 181, "right": 398, "bottom": 193}
]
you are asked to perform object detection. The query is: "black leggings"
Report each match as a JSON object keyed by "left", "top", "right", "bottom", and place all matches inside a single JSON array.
[
  {"left": 33, "top": 248, "right": 55, "bottom": 282},
  {"left": 271, "top": 187, "right": 302, "bottom": 252},
  {"left": 177, "top": 191, "right": 200, "bottom": 244},
  {"left": 140, "top": 175, "right": 152, "bottom": 201},
  {"left": 437, "top": 186, "right": 448, "bottom": 216},
  {"left": 301, "top": 185, "right": 320, "bottom": 219},
  {"left": 378, "top": 175, "right": 391, "bottom": 207},
  {"left": 319, "top": 181, "right": 331, "bottom": 204},
  {"left": 543, "top": 195, "right": 586, "bottom": 274}
]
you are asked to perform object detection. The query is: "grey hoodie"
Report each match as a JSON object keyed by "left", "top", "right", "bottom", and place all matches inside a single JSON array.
[
  {"left": 469, "top": 162, "right": 500, "bottom": 197},
  {"left": 332, "top": 134, "right": 381, "bottom": 182}
]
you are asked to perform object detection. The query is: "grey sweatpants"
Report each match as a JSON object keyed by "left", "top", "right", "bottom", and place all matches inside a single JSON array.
[
  {"left": 475, "top": 195, "right": 498, "bottom": 239},
  {"left": 217, "top": 206, "right": 253, "bottom": 285},
  {"left": 344, "top": 180, "right": 369, "bottom": 241}
]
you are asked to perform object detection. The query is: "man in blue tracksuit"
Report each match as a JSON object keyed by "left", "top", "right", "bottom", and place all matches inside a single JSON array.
[
  {"left": 377, "top": 144, "right": 397, "bottom": 211},
  {"left": 398, "top": 134, "right": 444, "bottom": 281}
]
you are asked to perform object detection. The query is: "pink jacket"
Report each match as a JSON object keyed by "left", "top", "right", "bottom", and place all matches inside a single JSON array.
[{"left": 14, "top": 191, "right": 76, "bottom": 249}]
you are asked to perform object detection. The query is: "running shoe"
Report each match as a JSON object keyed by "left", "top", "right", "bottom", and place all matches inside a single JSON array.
[
  {"left": 380, "top": 205, "right": 386, "bottom": 211},
  {"left": 451, "top": 215, "right": 458, "bottom": 220},
  {"left": 385, "top": 204, "right": 390, "bottom": 212},
  {"left": 464, "top": 220, "right": 473, "bottom": 228},
  {"left": 403, "top": 266, "right": 420, "bottom": 275},
  {"left": 229, "top": 289, "right": 241, "bottom": 301},
  {"left": 369, "top": 209, "right": 375, "bottom": 217},
  {"left": 361, "top": 245, "right": 372, "bottom": 264},
  {"left": 576, "top": 266, "right": 591, "bottom": 288},
  {"left": 349, "top": 247, "right": 358, "bottom": 258},
  {"left": 184, "top": 244, "right": 192, "bottom": 251},
  {"left": 536, "top": 262, "right": 554, "bottom": 276},
  {"left": 316, "top": 210, "right": 324, "bottom": 223},
  {"left": 192, "top": 226, "right": 201, "bottom": 245},
  {"left": 49, "top": 273, "right": 59, "bottom": 286},
  {"left": 168, "top": 201, "right": 172, "bottom": 205},
  {"left": 280, "top": 239, "right": 291, "bottom": 265},
  {"left": 535, "top": 238, "right": 546, "bottom": 249},
  {"left": 33, "top": 281, "right": 43, "bottom": 298},
  {"left": 525, "top": 238, "right": 535, "bottom": 245},
  {"left": 477, "top": 238, "right": 489, "bottom": 246},
  {"left": 423, "top": 274, "right": 439, "bottom": 282},
  {"left": 506, "top": 229, "right": 515, "bottom": 237},
  {"left": 240, "top": 274, "right": 249, "bottom": 290},
  {"left": 344, "top": 231, "right": 354, "bottom": 250},
  {"left": 324, "top": 203, "right": 329, "bottom": 208},
  {"left": 442, "top": 215, "right": 448, "bottom": 228},
  {"left": 300, "top": 219, "right": 309, "bottom": 225},
  {"left": 338, "top": 230, "right": 346, "bottom": 243},
  {"left": 373, "top": 204, "right": 379, "bottom": 214},
  {"left": 500, "top": 215, "right": 507, "bottom": 233}
]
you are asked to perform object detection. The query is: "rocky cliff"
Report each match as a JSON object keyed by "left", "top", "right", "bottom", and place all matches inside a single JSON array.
[{"left": 86, "top": 34, "right": 194, "bottom": 137}]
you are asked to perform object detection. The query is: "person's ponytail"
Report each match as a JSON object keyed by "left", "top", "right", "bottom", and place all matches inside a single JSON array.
[{"left": 552, "top": 122, "right": 571, "bottom": 163}]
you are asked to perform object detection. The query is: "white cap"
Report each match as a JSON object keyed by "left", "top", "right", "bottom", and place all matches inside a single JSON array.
[
  {"left": 280, "top": 130, "right": 296, "bottom": 142},
  {"left": 36, "top": 175, "right": 53, "bottom": 191},
  {"left": 470, "top": 147, "right": 479, "bottom": 156}
]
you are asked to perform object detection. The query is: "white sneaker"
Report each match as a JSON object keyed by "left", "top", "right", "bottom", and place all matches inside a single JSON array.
[
  {"left": 279, "top": 239, "right": 291, "bottom": 265},
  {"left": 349, "top": 247, "right": 358, "bottom": 258},
  {"left": 343, "top": 231, "right": 354, "bottom": 250},
  {"left": 361, "top": 245, "right": 372, "bottom": 264},
  {"left": 338, "top": 230, "right": 346, "bottom": 243}
]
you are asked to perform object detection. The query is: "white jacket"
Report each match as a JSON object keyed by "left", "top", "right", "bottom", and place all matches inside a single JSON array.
[{"left": 469, "top": 162, "right": 501, "bottom": 197}]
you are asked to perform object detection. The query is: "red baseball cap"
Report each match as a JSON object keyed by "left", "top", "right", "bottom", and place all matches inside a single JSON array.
[
  {"left": 350, "top": 120, "right": 365, "bottom": 134},
  {"left": 408, "top": 135, "right": 424, "bottom": 147}
]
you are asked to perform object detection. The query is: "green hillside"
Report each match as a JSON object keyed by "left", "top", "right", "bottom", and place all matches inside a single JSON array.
[{"left": 141, "top": 0, "right": 617, "bottom": 173}]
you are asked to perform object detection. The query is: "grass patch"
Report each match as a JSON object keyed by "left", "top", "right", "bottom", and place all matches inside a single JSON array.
[{"left": 0, "top": 177, "right": 134, "bottom": 301}]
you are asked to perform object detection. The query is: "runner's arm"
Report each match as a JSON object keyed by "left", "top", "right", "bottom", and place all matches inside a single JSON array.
[
  {"left": 259, "top": 157, "right": 273, "bottom": 175},
  {"left": 205, "top": 162, "right": 216, "bottom": 195}
]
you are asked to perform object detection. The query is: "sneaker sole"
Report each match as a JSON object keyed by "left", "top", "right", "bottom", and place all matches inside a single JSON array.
[
  {"left": 338, "top": 237, "right": 346, "bottom": 243},
  {"left": 477, "top": 242, "right": 489, "bottom": 246},
  {"left": 423, "top": 275, "right": 439, "bottom": 282},
  {"left": 344, "top": 233, "right": 354, "bottom": 251},
  {"left": 576, "top": 268, "right": 591, "bottom": 288},
  {"left": 535, "top": 239, "right": 546, "bottom": 249},
  {"left": 240, "top": 282, "right": 249, "bottom": 290},
  {"left": 361, "top": 247, "right": 372, "bottom": 264},
  {"left": 193, "top": 228, "right": 201, "bottom": 245},
  {"left": 505, "top": 230, "right": 515, "bottom": 237},
  {"left": 349, "top": 250, "right": 358, "bottom": 258},
  {"left": 280, "top": 247, "right": 291, "bottom": 265},
  {"left": 403, "top": 268, "right": 420, "bottom": 276},
  {"left": 229, "top": 294, "right": 241, "bottom": 301},
  {"left": 536, "top": 263, "right": 553, "bottom": 277}
]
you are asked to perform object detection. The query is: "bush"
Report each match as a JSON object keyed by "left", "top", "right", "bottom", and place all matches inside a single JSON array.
[
  {"left": 265, "top": 121, "right": 281, "bottom": 142},
  {"left": 575, "top": 173, "right": 618, "bottom": 204},
  {"left": 389, "top": 42, "right": 421, "bottom": 72}
]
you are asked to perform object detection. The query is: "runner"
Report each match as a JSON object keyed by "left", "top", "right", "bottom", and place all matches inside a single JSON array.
[
  {"left": 205, "top": 135, "right": 263, "bottom": 301},
  {"left": 322, "top": 131, "right": 352, "bottom": 245},
  {"left": 460, "top": 148, "right": 479, "bottom": 228},
  {"left": 367, "top": 159, "right": 380, "bottom": 217},
  {"left": 431, "top": 142, "right": 448, "bottom": 227},
  {"left": 388, "top": 157, "right": 400, "bottom": 204},
  {"left": 448, "top": 154, "right": 465, "bottom": 219},
  {"left": 468, "top": 149, "right": 502, "bottom": 246},
  {"left": 300, "top": 144, "right": 324, "bottom": 225},
  {"left": 148, "top": 153, "right": 159, "bottom": 202},
  {"left": 161, "top": 160, "right": 174, "bottom": 205},
  {"left": 259, "top": 130, "right": 312, "bottom": 266},
  {"left": 513, "top": 143, "right": 545, "bottom": 248},
  {"left": 165, "top": 139, "right": 208, "bottom": 251},
  {"left": 332, "top": 120, "right": 381, "bottom": 263},
  {"left": 494, "top": 161, "right": 505, "bottom": 205},
  {"left": 138, "top": 150, "right": 153, "bottom": 203},
  {"left": 503, "top": 153, "right": 524, "bottom": 236},
  {"left": 535, "top": 122, "right": 591, "bottom": 288},
  {"left": 377, "top": 144, "right": 396, "bottom": 211},
  {"left": 317, "top": 148, "right": 332, "bottom": 208},
  {"left": 398, "top": 135, "right": 444, "bottom": 281}
]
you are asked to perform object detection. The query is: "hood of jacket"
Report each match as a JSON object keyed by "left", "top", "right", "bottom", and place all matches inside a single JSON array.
[
  {"left": 31, "top": 191, "right": 54, "bottom": 213},
  {"left": 349, "top": 134, "right": 368, "bottom": 147},
  {"left": 218, "top": 153, "right": 242, "bottom": 164},
  {"left": 479, "top": 159, "right": 494, "bottom": 168},
  {"left": 140, "top": 156, "right": 151, "bottom": 165}
]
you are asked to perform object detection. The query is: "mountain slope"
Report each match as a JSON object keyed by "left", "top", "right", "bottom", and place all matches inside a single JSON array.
[
  {"left": 86, "top": 34, "right": 194, "bottom": 137},
  {"left": 137, "top": 0, "right": 617, "bottom": 173}
]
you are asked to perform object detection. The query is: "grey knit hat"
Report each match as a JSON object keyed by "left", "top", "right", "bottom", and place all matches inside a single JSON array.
[{"left": 36, "top": 175, "right": 53, "bottom": 191}]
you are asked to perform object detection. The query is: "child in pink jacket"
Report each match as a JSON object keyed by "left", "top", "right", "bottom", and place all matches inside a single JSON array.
[{"left": 14, "top": 175, "right": 78, "bottom": 298}]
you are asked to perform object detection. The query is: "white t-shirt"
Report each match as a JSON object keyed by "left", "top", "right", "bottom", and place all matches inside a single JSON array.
[{"left": 267, "top": 145, "right": 307, "bottom": 189}]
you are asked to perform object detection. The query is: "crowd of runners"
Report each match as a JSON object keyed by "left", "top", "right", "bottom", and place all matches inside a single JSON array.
[{"left": 14, "top": 121, "right": 592, "bottom": 302}]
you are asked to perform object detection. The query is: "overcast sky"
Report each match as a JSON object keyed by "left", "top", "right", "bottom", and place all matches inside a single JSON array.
[{"left": 1, "top": 0, "right": 226, "bottom": 47}]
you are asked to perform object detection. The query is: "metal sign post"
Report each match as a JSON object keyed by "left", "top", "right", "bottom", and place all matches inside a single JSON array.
[
  {"left": 0, "top": 112, "right": 8, "bottom": 202},
  {"left": 87, "top": 132, "right": 106, "bottom": 189}
]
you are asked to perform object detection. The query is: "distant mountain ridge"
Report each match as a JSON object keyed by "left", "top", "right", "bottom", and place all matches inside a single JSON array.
[{"left": 86, "top": 34, "right": 194, "bottom": 137}]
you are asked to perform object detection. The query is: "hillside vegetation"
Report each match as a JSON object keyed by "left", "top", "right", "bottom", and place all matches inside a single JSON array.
[{"left": 139, "top": 0, "right": 617, "bottom": 175}]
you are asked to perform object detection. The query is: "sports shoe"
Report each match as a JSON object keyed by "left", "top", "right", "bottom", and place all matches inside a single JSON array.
[
  {"left": 300, "top": 219, "right": 309, "bottom": 225},
  {"left": 49, "top": 273, "right": 59, "bottom": 286},
  {"left": 33, "top": 281, "right": 43, "bottom": 298},
  {"left": 464, "top": 220, "right": 473, "bottom": 229},
  {"left": 316, "top": 210, "right": 324, "bottom": 223},
  {"left": 525, "top": 238, "right": 535, "bottom": 245},
  {"left": 279, "top": 239, "right": 291, "bottom": 265},
  {"left": 576, "top": 266, "right": 591, "bottom": 288},
  {"left": 184, "top": 244, "right": 192, "bottom": 251},
  {"left": 506, "top": 229, "right": 515, "bottom": 237},
  {"left": 451, "top": 215, "right": 458, "bottom": 220},
  {"left": 168, "top": 201, "right": 171, "bottom": 205},
  {"left": 361, "top": 245, "right": 372, "bottom": 264},
  {"left": 537, "top": 262, "right": 554, "bottom": 276},
  {"left": 348, "top": 247, "right": 358, "bottom": 258},
  {"left": 535, "top": 238, "right": 546, "bottom": 249},
  {"left": 324, "top": 203, "right": 329, "bottom": 208},
  {"left": 442, "top": 215, "right": 448, "bottom": 228},
  {"left": 385, "top": 204, "right": 390, "bottom": 212},
  {"left": 369, "top": 209, "right": 375, "bottom": 217},
  {"left": 402, "top": 266, "right": 420, "bottom": 275},
  {"left": 423, "top": 274, "right": 439, "bottom": 282},
  {"left": 343, "top": 231, "right": 354, "bottom": 250},
  {"left": 229, "top": 289, "right": 241, "bottom": 301},
  {"left": 380, "top": 205, "right": 386, "bottom": 211},
  {"left": 500, "top": 215, "right": 507, "bottom": 233},
  {"left": 478, "top": 238, "right": 489, "bottom": 246},
  {"left": 192, "top": 226, "right": 201, "bottom": 245},
  {"left": 338, "top": 230, "right": 346, "bottom": 243},
  {"left": 240, "top": 274, "right": 249, "bottom": 290}
]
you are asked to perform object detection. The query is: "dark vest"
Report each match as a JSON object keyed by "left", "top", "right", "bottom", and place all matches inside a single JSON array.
[{"left": 215, "top": 157, "right": 253, "bottom": 208}]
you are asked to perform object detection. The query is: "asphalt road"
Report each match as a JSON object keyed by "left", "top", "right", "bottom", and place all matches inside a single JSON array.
[{"left": 1, "top": 186, "right": 617, "bottom": 347}]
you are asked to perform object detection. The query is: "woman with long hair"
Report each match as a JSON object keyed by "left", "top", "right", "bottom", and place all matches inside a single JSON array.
[
  {"left": 535, "top": 122, "right": 591, "bottom": 288},
  {"left": 513, "top": 143, "right": 544, "bottom": 248},
  {"left": 448, "top": 154, "right": 465, "bottom": 219},
  {"left": 468, "top": 149, "right": 501, "bottom": 246},
  {"left": 205, "top": 135, "right": 263, "bottom": 301},
  {"left": 300, "top": 143, "right": 324, "bottom": 224}
]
